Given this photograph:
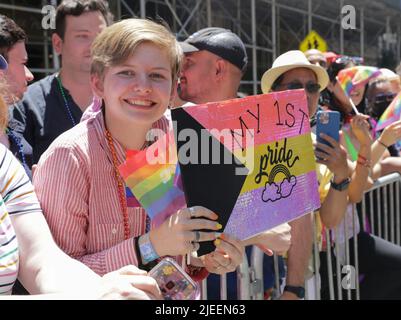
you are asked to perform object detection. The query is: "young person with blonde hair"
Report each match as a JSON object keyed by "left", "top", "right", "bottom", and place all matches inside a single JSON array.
[
  {"left": 0, "top": 55, "right": 161, "bottom": 299},
  {"left": 34, "top": 19, "right": 244, "bottom": 283}
]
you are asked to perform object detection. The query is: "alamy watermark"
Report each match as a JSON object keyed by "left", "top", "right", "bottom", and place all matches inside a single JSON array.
[
  {"left": 341, "top": 5, "right": 356, "bottom": 30},
  {"left": 42, "top": 5, "right": 56, "bottom": 30},
  {"left": 42, "top": 4, "right": 357, "bottom": 30},
  {"left": 144, "top": 124, "right": 255, "bottom": 176},
  {"left": 341, "top": 265, "right": 357, "bottom": 290}
]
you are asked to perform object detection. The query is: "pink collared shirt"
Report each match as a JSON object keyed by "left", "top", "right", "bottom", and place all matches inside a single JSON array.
[{"left": 33, "top": 111, "right": 169, "bottom": 275}]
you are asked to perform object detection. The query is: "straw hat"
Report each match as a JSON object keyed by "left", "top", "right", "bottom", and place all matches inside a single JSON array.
[{"left": 261, "top": 50, "right": 329, "bottom": 93}]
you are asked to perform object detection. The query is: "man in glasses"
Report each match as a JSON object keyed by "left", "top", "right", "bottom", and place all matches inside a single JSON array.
[{"left": 262, "top": 50, "right": 328, "bottom": 117}]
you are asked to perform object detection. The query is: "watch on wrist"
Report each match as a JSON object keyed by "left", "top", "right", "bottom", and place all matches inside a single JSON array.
[
  {"left": 284, "top": 285, "right": 305, "bottom": 299},
  {"left": 330, "top": 176, "right": 351, "bottom": 191},
  {"left": 138, "top": 233, "right": 159, "bottom": 264}
]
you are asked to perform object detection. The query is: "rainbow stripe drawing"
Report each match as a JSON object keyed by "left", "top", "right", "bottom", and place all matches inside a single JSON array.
[
  {"left": 119, "top": 130, "right": 186, "bottom": 228},
  {"left": 172, "top": 89, "right": 321, "bottom": 254},
  {"left": 376, "top": 92, "right": 401, "bottom": 132}
]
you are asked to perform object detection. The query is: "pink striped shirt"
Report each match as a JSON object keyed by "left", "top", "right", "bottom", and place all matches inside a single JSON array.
[{"left": 33, "top": 111, "right": 169, "bottom": 275}]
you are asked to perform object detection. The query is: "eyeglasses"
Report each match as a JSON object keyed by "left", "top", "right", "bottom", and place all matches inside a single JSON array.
[
  {"left": 374, "top": 93, "right": 396, "bottom": 105},
  {"left": 278, "top": 81, "right": 321, "bottom": 94}
]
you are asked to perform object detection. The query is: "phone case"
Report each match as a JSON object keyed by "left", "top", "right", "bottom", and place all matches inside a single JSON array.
[
  {"left": 149, "top": 257, "right": 199, "bottom": 300},
  {"left": 316, "top": 111, "right": 340, "bottom": 145}
]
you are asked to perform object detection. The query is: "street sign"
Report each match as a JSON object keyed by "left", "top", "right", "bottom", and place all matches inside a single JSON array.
[{"left": 299, "top": 30, "right": 328, "bottom": 52}]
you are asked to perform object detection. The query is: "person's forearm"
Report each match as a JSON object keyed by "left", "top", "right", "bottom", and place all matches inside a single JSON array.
[
  {"left": 286, "top": 214, "right": 312, "bottom": 286},
  {"left": 319, "top": 184, "right": 349, "bottom": 229},
  {"left": 348, "top": 144, "right": 370, "bottom": 203},
  {"left": 371, "top": 139, "right": 389, "bottom": 166}
]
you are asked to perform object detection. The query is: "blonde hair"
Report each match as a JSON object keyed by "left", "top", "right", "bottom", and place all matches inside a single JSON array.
[{"left": 91, "top": 18, "right": 183, "bottom": 83}]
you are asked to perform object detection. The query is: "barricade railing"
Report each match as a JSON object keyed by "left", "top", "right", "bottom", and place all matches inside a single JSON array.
[
  {"left": 309, "top": 172, "right": 401, "bottom": 300},
  {"left": 201, "top": 172, "right": 401, "bottom": 300}
]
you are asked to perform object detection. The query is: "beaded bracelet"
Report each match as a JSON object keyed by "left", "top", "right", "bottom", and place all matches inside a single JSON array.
[{"left": 357, "top": 156, "right": 372, "bottom": 168}]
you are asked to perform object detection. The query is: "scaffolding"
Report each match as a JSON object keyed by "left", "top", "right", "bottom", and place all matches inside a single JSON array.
[{"left": 1, "top": 0, "right": 400, "bottom": 95}]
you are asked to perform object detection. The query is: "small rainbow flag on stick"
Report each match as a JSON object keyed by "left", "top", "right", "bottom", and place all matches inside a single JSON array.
[
  {"left": 337, "top": 66, "right": 381, "bottom": 97},
  {"left": 336, "top": 66, "right": 381, "bottom": 115},
  {"left": 376, "top": 92, "right": 401, "bottom": 132},
  {"left": 119, "top": 130, "right": 186, "bottom": 227}
]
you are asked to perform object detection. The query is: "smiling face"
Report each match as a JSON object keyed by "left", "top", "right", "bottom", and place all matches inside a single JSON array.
[
  {"left": 350, "top": 85, "right": 365, "bottom": 106},
  {"left": 92, "top": 42, "right": 174, "bottom": 128}
]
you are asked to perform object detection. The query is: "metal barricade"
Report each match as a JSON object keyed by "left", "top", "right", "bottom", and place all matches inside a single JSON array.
[
  {"left": 310, "top": 172, "right": 401, "bottom": 300},
  {"left": 200, "top": 173, "right": 401, "bottom": 300}
]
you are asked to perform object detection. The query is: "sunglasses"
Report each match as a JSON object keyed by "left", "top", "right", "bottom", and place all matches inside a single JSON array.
[
  {"left": 335, "top": 55, "right": 364, "bottom": 66},
  {"left": 374, "top": 93, "right": 396, "bottom": 105},
  {"left": 278, "top": 81, "right": 321, "bottom": 94}
]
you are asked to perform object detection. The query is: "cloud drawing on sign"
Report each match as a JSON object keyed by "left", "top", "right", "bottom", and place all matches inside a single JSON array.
[
  {"left": 280, "top": 176, "right": 297, "bottom": 198},
  {"left": 262, "top": 164, "right": 297, "bottom": 202},
  {"left": 262, "top": 182, "right": 281, "bottom": 202}
]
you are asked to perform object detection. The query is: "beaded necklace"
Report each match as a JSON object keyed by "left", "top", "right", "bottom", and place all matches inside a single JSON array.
[
  {"left": 105, "top": 128, "right": 151, "bottom": 239},
  {"left": 56, "top": 75, "right": 77, "bottom": 126},
  {"left": 105, "top": 129, "right": 130, "bottom": 240},
  {"left": 6, "top": 128, "right": 28, "bottom": 168}
]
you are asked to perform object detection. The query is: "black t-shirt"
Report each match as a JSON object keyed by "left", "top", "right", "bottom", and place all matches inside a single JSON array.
[{"left": 10, "top": 73, "right": 83, "bottom": 165}]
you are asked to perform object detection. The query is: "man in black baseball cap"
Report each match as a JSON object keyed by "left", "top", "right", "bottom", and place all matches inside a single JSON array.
[{"left": 177, "top": 27, "right": 248, "bottom": 105}]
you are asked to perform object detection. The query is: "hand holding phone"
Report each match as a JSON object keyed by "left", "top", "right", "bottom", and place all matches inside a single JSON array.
[
  {"left": 316, "top": 111, "right": 340, "bottom": 148},
  {"left": 316, "top": 111, "right": 340, "bottom": 161},
  {"left": 149, "top": 258, "right": 199, "bottom": 300}
]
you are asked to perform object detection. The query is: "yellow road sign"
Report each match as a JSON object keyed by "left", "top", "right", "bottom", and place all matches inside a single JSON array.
[{"left": 299, "top": 30, "right": 327, "bottom": 52}]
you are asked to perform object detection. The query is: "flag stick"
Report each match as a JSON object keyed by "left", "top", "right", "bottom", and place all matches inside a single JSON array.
[{"left": 349, "top": 97, "right": 360, "bottom": 115}]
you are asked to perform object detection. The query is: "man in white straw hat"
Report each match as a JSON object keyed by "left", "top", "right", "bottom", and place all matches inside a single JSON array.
[
  {"left": 261, "top": 50, "right": 354, "bottom": 299},
  {"left": 261, "top": 50, "right": 329, "bottom": 116}
]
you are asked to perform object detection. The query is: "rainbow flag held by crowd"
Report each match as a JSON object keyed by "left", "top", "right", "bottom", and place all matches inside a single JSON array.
[
  {"left": 337, "top": 66, "right": 381, "bottom": 97},
  {"left": 119, "top": 130, "right": 186, "bottom": 227},
  {"left": 375, "top": 92, "right": 401, "bottom": 132}
]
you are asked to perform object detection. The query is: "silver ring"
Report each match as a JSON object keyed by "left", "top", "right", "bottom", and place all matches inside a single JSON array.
[
  {"left": 189, "top": 207, "right": 196, "bottom": 218},
  {"left": 194, "top": 231, "right": 201, "bottom": 242}
]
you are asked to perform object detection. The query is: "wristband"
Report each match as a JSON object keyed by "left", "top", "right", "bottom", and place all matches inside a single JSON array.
[
  {"left": 377, "top": 139, "right": 389, "bottom": 148},
  {"left": 138, "top": 233, "right": 159, "bottom": 264}
]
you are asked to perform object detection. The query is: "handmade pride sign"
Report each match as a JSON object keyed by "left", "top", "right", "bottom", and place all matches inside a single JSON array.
[
  {"left": 119, "top": 130, "right": 186, "bottom": 228},
  {"left": 172, "top": 89, "right": 320, "bottom": 255},
  {"left": 376, "top": 92, "right": 401, "bottom": 132}
]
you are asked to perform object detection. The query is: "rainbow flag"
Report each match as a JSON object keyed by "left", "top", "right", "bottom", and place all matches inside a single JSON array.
[
  {"left": 376, "top": 92, "right": 401, "bottom": 132},
  {"left": 337, "top": 66, "right": 381, "bottom": 97},
  {"left": 119, "top": 130, "right": 186, "bottom": 227}
]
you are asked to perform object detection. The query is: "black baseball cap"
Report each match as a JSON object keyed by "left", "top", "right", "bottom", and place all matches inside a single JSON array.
[
  {"left": 180, "top": 27, "right": 248, "bottom": 72},
  {"left": 0, "top": 54, "right": 7, "bottom": 70}
]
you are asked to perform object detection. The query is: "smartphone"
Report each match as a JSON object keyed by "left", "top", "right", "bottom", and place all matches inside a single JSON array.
[
  {"left": 316, "top": 110, "right": 340, "bottom": 147},
  {"left": 149, "top": 258, "right": 199, "bottom": 300}
]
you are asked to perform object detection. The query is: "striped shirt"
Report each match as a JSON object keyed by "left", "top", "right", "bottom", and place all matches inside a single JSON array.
[
  {"left": 0, "top": 144, "right": 41, "bottom": 294},
  {"left": 34, "top": 111, "right": 170, "bottom": 276}
]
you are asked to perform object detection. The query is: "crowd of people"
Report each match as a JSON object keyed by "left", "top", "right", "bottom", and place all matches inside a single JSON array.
[{"left": 1, "top": 0, "right": 401, "bottom": 300}]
